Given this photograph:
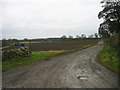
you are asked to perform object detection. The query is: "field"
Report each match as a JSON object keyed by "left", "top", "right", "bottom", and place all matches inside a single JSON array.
[{"left": 31, "top": 39, "right": 99, "bottom": 52}]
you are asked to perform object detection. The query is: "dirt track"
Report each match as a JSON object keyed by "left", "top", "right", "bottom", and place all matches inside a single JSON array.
[{"left": 3, "top": 42, "right": 118, "bottom": 88}]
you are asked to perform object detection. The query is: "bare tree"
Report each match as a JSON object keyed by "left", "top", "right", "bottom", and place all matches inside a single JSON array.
[
  {"left": 81, "top": 34, "right": 86, "bottom": 39},
  {"left": 94, "top": 33, "right": 98, "bottom": 38},
  {"left": 88, "top": 34, "right": 93, "bottom": 38},
  {"left": 76, "top": 35, "right": 80, "bottom": 38},
  {"left": 68, "top": 35, "right": 73, "bottom": 39},
  {"left": 61, "top": 35, "right": 67, "bottom": 39}
]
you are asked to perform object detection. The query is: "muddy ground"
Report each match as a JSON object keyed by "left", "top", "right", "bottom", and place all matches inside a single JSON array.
[{"left": 3, "top": 42, "right": 118, "bottom": 88}]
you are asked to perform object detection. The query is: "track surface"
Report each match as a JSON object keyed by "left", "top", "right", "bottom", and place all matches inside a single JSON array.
[{"left": 3, "top": 42, "right": 118, "bottom": 88}]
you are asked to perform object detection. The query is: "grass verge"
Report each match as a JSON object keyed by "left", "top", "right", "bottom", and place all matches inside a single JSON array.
[
  {"left": 98, "top": 44, "right": 119, "bottom": 74},
  {"left": 2, "top": 51, "right": 64, "bottom": 72},
  {"left": 2, "top": 43, "right": 96, "bottom": 72}
]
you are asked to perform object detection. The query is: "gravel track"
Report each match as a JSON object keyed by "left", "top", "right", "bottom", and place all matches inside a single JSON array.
[{"left": 3, "top": 42, "right": 118, "bottom": 88}]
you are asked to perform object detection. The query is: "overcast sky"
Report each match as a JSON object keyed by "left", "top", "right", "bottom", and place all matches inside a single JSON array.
[{"left": 1, "top": 0, "right": 103, "bottom": 39}]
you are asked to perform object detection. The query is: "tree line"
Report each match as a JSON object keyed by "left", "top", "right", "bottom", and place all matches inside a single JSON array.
[
  {"left": 2, "top": 33, "right": 99, "bottom": 47},
  {"left": 61, "top": 33, "right": 99, "bottom": 39},
  {"left": 98, "top": 0, "right": 120, "bottom": 48}
]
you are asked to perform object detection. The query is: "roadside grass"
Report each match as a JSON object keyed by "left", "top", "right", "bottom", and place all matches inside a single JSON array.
[
  {"left": 2, "top": 43, "right": 97, "bottom": 72},
  {"left": 98, "top": 44, "right": 119, "bottom": 74},
  {"left": 82, "top": 44, "right": 93, "bottom": 49},
  {"left": 2, "top": 51, "right": 64, "bottom": 72},
  {"left": 57, "top": 44, "right": 95, "bottom": 54}
]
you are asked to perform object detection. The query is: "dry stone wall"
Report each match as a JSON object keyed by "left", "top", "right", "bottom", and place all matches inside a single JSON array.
[{"left": 2, "top": 47, "right": 31, "bottom": 61}]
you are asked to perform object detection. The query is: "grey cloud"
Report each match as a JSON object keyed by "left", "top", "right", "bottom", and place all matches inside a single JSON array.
[{"left": 1, "top": 0, "right": 102, "bottom": 39}]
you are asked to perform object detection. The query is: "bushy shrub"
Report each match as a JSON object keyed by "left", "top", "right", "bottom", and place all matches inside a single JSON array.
[{"left": 109, "top": 35, "right": 118, "bottom": 48}]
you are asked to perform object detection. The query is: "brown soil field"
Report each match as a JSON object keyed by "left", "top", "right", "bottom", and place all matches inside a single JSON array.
[{"left": 31, "top": 39, "right": 100, "bottom": 52}]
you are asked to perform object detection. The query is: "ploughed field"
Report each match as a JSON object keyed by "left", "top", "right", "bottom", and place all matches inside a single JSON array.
[{"left": 31, "top": 39, "right": 99, "bottom": 52}]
